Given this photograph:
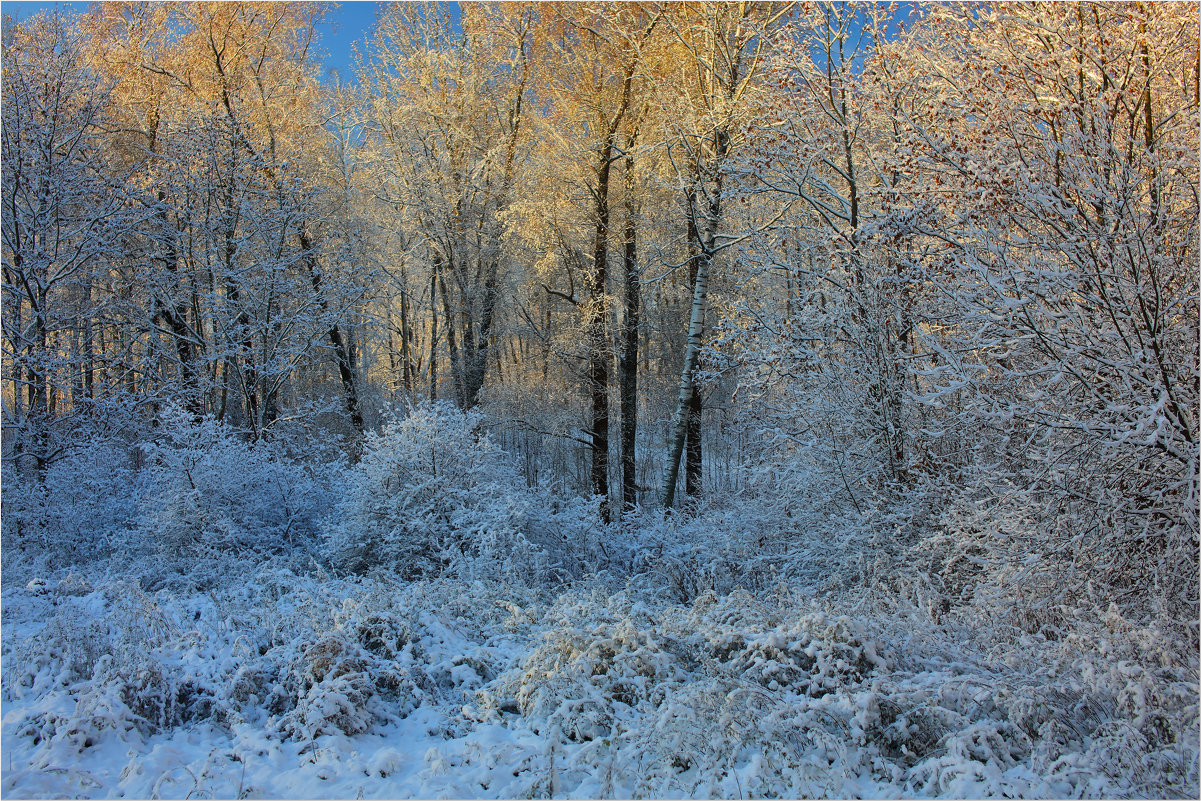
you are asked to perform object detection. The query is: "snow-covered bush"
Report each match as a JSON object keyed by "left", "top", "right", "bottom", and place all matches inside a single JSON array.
[
  {"left": 1, "top": 562, "right": 535, "bottom": 758},
  {"left": 625, "top": 504, "right": 776, "bottom": 601},
  {"left": 493, "top": 588, "right": 888, "bottom": 739},
  {"left": 324, "top": 403, "right": 542, "bottom": 579},
  {"left": 524, "top": 487, "right": 604, "bottom": 580},
  {"left": 0, "top": 438, "right": 139, "bottom": 571},
  {"left": 462, "top": 584, "right": 1197, "bottom": 800},
  {"left": 135, "top": 407, "right": 337, "bottom": 562},
  {"left": 0, "top": 408, "right": 338, "bottom": 578},
  {"left": 4, "top": 557, "right": 1197, "bottom": 799}
]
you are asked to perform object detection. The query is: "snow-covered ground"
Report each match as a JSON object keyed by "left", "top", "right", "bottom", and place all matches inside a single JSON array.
[{"left": 3, "top": 555, "right": 1197, "bottom": 799}]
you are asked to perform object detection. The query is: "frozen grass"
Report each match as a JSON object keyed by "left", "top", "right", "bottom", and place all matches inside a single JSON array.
[
  {"left": 2, "top": 550, "right": 1196, "bottom": 799},
  {"left": 2, "top": 408, "right": 1195, "bottom": 798}
]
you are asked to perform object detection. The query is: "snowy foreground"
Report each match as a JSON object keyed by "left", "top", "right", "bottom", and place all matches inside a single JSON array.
[{"left": 3, "top": 558, "right": 1197, "bottom": 799}]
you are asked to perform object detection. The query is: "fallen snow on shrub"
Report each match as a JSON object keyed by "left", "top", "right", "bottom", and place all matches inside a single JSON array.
[
  {"left": 2, "top": 407, "right": 1196, "bottom": 798},
  {"left": 3, "top": 555, "right": 1196, "bottom": 799},
  {"left": 323, "top": 404, "right": 546, "bottom": 581}
]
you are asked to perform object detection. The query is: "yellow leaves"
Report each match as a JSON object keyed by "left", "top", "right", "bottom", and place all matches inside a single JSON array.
[{"left": 85, "top": 1, "right": 326, "bottom": 170}]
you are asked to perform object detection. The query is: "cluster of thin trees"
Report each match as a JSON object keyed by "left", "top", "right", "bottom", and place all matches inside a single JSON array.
[
  {"left": 4, "top": 2, "right": 1197, "bottom": 613},
  {"left": 3, "top": 4, "right": 362, "bottom": 453}
]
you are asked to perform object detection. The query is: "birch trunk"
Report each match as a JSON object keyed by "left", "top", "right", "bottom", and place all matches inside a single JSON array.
[{"left": 659, "top": 246, "right": 712, "bottom": 509}]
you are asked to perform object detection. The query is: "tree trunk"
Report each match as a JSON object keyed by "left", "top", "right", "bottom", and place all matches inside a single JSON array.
[
  {"left": 436, "top": 255, "right": 466, "bottom": 408},
  {"left": 399, "top": 269, "right": 414, "bottom": 395},
  {"left": 153, "top": 192, "right": 199, "bottom": 414},
  {"left": 683, "top": 188, "right": 704, "bottom": 501},
  {"left": 220, "top": 184, "right": 261, "bottom": 436},
  {"left": 29, "top": 279, "right": 49, "bottom": 473},
  {"left": 619, "top": 150, "right": 640, "bottom": 513},
  {"left": 83, "top": 274, "right": 95, "bottom": 404},
  {"left": 660, "top": 244, "right": 713, "bottom": 509},
  {"left": 685, "top": 389, "right": 703, "bottom": 498},
  {"left": 5, "top": 265, "right": 27, "bottom": 469},
  {"left": 585, "top": 64, "right": 638, "bottom": 522},
  {"left": 463, "top": 261, "right": 499, "bottom": 408},
  {"left": 589, "top": 143, "right": 614, "bottom": 523},
  {"left": 429, "top": 265, "right": 439, "bottom": 400},
  {"left": 299, "top": 229, "right": 364, "bottom": 438},
  {"left": 388, "top": 322, "right": 398, "bottom": 391},
  {"left": 661, "top": 122, "right": 729, "bottom": 508}
]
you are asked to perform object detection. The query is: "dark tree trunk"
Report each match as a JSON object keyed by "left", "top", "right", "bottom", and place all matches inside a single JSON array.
[
  {"left": 29, "top": 278, "right": 49, "bottom": 474},
  {"left": 683, "top": 190, "right": 704, "bottom": 501},
  {"left": 436, "top": 255, "right": 466, "bottom": 408},
  {"left": 429, "top": 265, "right": 439, "bottom": 401},
  {"left": 589, "top": 144, "right": 614, "bottom": 523},
  {"left": 399, "top": 268, "right": 414, "bottom": 395},
  {"left": 299, "top": 229, "right": 364, "bottom": 438},
  {"left": 585, "top": 65, "right": 638, "bottom": 522},
  {"left": 220, "top": 151, "right": 259, "bottom": 437},
  {"left": 462, "top": 261, "right": 500, "bottom": 408},
  {"left": 619, "top": 150, "right": 640, "bottom": 513},
  {"left": 153, "top": 192, "right": 199, "bottom": 415},
  {"left": 388, "top": 323, "right": 398, "bottom": 389},
  {"left": 685, "top": 389, "right": 702, "bottom": 498}
]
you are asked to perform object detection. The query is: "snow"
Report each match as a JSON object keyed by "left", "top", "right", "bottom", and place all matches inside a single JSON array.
[
  {"left": 3, "top": 4, "right": 1198, "bottom": 797},
  {"left": 2, "top": 553, "right": 1197, "bottom": 799},
  {"left": 0, "top": 409, "right": 1195, "bottom": 800},
  {"left": 2, "top": 712, "right": 442, "bottom": 799}
]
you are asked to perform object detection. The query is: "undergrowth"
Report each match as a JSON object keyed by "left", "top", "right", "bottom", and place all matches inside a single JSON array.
[{"left": 2, "top": 407, "right": 1196, "bottom": 799}]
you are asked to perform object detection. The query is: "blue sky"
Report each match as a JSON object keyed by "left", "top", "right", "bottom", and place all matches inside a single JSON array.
[
  {"left": 0, "top": 1, "right": 394, "bottom": 82},
  {"left": 318, "top": 1, "right": 386, "bottom": 82}
]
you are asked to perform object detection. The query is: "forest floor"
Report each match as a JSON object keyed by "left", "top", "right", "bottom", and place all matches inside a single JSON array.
[{"left": 2, "top": 551, "right": 1197, "bottom": 799}]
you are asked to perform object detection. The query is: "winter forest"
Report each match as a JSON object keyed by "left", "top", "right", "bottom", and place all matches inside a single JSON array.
[{"left": 1, "top": 1, "right": 1197, "bottom": 798}]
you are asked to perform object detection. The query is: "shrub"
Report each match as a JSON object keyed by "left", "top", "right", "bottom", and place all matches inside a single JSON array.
[
  {"left": 0, "top": 438, "right": 138, "bottom": 570},
  {"left": 323, "top": 403, "right": 542, "bottom": 579},
  {"left": 135, "top": 407, "right": 336, "bottom": 561}
]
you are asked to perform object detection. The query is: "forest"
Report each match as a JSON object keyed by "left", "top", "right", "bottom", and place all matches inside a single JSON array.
[{"left": 1, "top": 1, "right": 1197, "bottom": 798}]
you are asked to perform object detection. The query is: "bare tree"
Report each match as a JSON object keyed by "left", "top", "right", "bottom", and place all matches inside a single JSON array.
[
  {"left": 657, "top": 2, "right": 791, "bottom": 509},
  {"left": 2, "top": 11, "right": 129, "bottom": 471}
]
